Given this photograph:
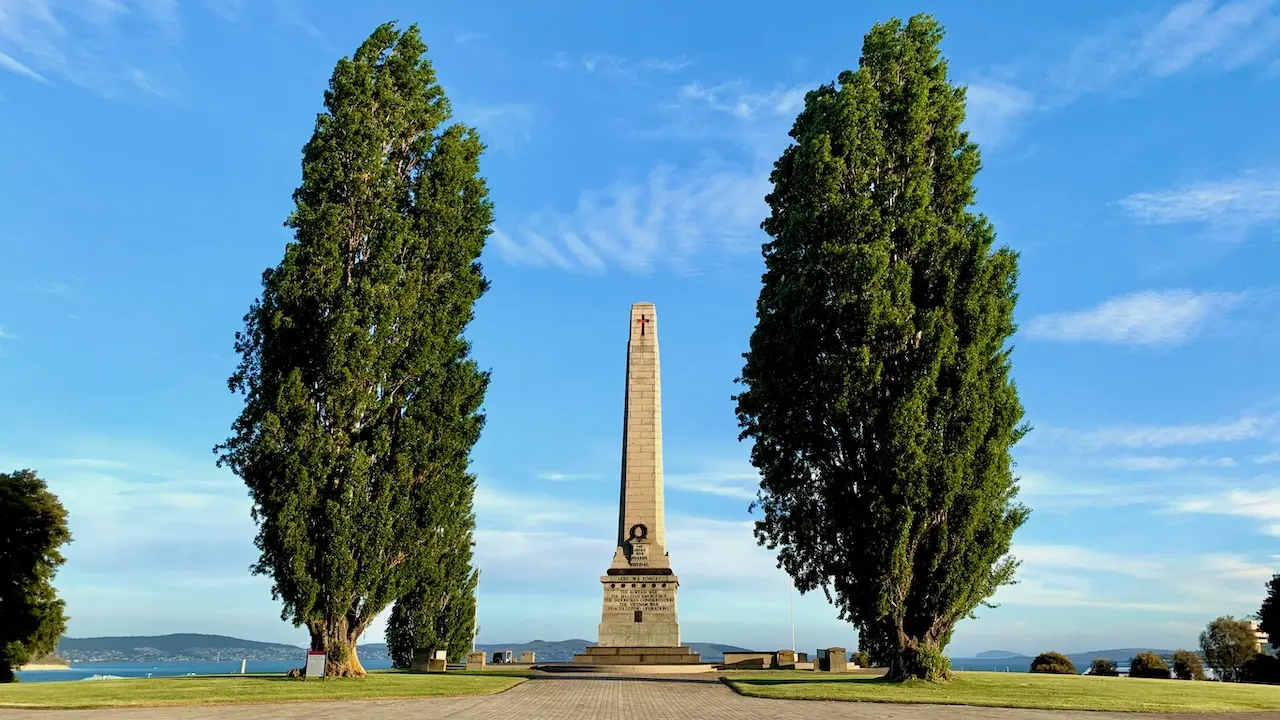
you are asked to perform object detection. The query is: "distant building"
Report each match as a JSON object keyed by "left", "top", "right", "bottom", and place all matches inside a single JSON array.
[{"left": 1246, "top": 620, "right": 1270, "bottom": 653}]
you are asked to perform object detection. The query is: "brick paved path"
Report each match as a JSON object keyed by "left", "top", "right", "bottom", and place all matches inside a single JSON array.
[{"left": 4, "top": 673, "right": 1280, "bottom": 720}]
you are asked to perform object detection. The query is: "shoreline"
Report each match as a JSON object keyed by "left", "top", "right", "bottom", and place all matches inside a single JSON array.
[{"left": 18, "top": 664, "right": 72, "bottom": 671}]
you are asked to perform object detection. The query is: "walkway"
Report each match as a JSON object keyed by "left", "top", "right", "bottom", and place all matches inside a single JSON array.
[{"left": 4, "top": 673, "right": 1279, "bottom": 720}]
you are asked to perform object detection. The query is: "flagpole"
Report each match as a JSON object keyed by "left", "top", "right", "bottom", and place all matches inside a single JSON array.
[{"left": 473, "top": 569, "right": 481, "bottom": 654}]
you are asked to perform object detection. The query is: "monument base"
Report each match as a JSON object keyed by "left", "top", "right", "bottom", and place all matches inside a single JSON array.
[{"left": 572, "top": 646, "right": 702, "bottom": 665}]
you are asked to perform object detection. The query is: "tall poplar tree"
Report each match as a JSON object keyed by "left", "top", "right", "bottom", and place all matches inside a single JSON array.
[
  {"left": 0, "top": 470, "right": 72, "bottom": 683},
  {"left": 385, "top": 532, "right": 478, "bottom": 667},
  {"left": 734, "top": 15, "right": 1029, "bottom": 681},
  {"left": 217, "top": 22, "right": 491, "bottom": 677}
]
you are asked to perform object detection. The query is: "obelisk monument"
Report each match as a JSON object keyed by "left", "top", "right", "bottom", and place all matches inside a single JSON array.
[{"left": 574, "top": 303, "right": 700, "bottom": 665}]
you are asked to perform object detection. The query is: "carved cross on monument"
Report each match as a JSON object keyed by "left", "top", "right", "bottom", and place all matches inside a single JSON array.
[{"left": 636, "top": 314, "right": 650, "bottom": 337}]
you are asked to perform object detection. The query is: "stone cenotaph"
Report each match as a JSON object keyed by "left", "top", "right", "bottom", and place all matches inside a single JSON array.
[{"left": 574, "top": 303, "right": 701, "bottom": 665}]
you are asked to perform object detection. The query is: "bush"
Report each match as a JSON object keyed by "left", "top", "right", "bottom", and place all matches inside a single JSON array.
[
  {"left": 1172, "top": 649, "right": 1205, "bottom": 680},
  {"left": 1030, "top": 651, "right": 1076, "bottom": 674},
  {"left": 1201, "top": 615, "right": 1258, "bottom": 682},
  {"left": 1129, "top": 651, "right": 1171, "bottom": 679},
  {"left": 1088, "top": 658, "right": 1118, "bottom": 676},
  {"left": 1242, "top": 652, "right": 1280, "bottom": 684},
  {"left": 851, "top": 650, "right": 872, "bottom": 668}
]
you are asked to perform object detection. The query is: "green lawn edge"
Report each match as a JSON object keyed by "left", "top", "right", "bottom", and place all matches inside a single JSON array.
[
  {"left": 721, "top": 671, "right": 1280, "bottom": 714},
  {"left": 0, "top": 669, "right": 533, "bottom": 710}
]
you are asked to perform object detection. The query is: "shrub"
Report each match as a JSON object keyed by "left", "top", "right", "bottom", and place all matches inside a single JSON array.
[
  {"left": 1242, "top": 652, "right": 1280, "bottom": 684},
  {"left": 1129, "top": 651, "right": 1171, "bottom": 679},
  {"left": 1201, "top": 615, "right": 1258, "bottom": 682},
  {"left": 1088, "top": 658, "right": 1118, "bottom": 676},
  {"left": 1172, "top": 649, "right": 1205, "bottom": 680},
  {"left": 1030, "top": 651, "right": 1076, "bottom": 674},
  {"left": 851, "top": 650, "right": 872, "bottom": 668}
]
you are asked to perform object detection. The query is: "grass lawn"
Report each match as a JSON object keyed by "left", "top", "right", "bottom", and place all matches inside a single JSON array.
[
  {"left": 724, "top": 670, "right": 1280, "bottom": 713},
  {"left": 0, "top": 669, "right": 531, "bottom": 710}
]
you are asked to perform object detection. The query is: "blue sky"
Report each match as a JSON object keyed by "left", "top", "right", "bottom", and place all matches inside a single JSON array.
[{"left": 2, "top": 0, "right": 1280, "bottom": 658}]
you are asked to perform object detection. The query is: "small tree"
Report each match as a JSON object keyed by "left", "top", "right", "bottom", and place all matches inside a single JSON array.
[
  {"left": 386, "top": 533, "right": 478, "bottom": 666},
  {"left": 1259, "top": 575, "right": 1280, "bottom": 650},
  {"left": 1129, "top": 651, "right": 1171, "bottom": 679},
  {"left": 1030, "top": 651, "right": 1076, "bottom": 674},
  {"left": 1172, "top": 649, "right": 1205, "bottom": 680},
  {"left": 1201, "top": 616, "right": 1258, "bottom": 682},
  {"left": 852, "top": 650, "right": 872, "bottom": 668},
  {"left": 1089, "top": 658, "right": 1118, "bottom": 676},
  {"left": 0, "top": 470, "right": 73, "bottom": 683}
]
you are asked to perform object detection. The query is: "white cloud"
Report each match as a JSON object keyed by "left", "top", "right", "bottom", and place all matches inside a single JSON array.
[
  {"left": 1172, "top": 487, "right": 1280, "bottom": 533},
  {"left": 962, "top": 80, "right": 1035, "bottom": 148},
  {"left": 676, "top": 80, "right": 807, "bottom": 119},
  {"left": 1120, "top": 170, "right": 1280, "bottom": 232},
  {"left": 1049, "top": 0, "right": 1280, "bottom": 100},
  {"left": 547, "top": 51, "right": 690, "bottom": 78},
  {"left": 1105, "top": 455, "right": 1238, "bottom": 471},
  {"left": 537, "top": 471, "right": 597, "bottom": 481},
  {"left": 0, "top": 325, "right": 15, "bottom": 340},
  {"left": 1255, "top": 452, "right": 1280, "bottom": 464},
  {"left": 665, "top": 460, "right": 758, "bottom": 501},
  {"left": 1057, "top": 414, "right": 1276, "bottom": 449},
  {"left": 454, "top": 103, "right": 535, "bottom": 151},
  {"left": 0, "top": 0, "right": 187, "bottom": 94},
  {"left": 1024, "top": 289, "right": 1244, "bottom": 346},
  {"left": 455, "top": 31, "right": 487, "bottom": 44},
  {"left": 493, "top": 157, "right": 769, "bottom": 274},
  {"left": 998, "top": 543, "right": 1271, "bottom": 612}
]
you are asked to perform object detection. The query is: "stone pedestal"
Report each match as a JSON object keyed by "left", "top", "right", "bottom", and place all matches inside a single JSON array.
[
  {"left": 465, "top": 651, "right": 486, "bottom": 671},
  {"left": 519, "top": 651, "right": 536, "bottom": 664}
]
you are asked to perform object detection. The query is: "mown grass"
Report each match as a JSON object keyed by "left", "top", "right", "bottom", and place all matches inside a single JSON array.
[
  {"left": 0, "top": 669, "right": 531, "bottom": 710},
  {"left": 723, "top": 670, "right": 1280, "bottom": 713}
]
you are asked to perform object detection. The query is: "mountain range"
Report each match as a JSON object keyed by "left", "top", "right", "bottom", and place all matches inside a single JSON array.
[{"left": 52, "top": 634, "right": 750, "bottom": 663}]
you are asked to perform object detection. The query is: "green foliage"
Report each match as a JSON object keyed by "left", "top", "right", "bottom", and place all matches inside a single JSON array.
[
  {"left": 216, "top": 21, "right": 491, "bottom": 677},
  {"left": 1129, "top": 651, "right": 1171, "bottom": 679},
  {"left": 1243, "top": 652, "right": 1280, "bottom": 684},
  {"left": 386, "top": 540, "right": 478, "bottom": 666},
  {"left": 1258, "top": 575, "right": 1280, "bottom": 650},
  {"left": 1089, "top": 658, "right": 1118, "bottom": 676},
  {"left": 1201, "top": 616, "right": 1259, "bottom": 683},
  {"left": 852, "top": 650, "right": 872, "bottom": 668},
  {"left": 1029, "top": 652, "right": 1076, "bottom": 675},
  {"left": 734, "top": 13, "right": 1028, "bottom": 681},
  {"left": 0, "top": 470, "right": 72, "bottom": 684},
  {"left": 1173, "top": 649, "right": 1205, "bottom": 681}
]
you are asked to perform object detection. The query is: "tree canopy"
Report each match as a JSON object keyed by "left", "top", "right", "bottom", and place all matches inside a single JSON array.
[
  {"left": 1200, "top": 616, "right": 1258, "bottom": 683},
  {"left": 0, "top": 470, "right": 72, "bottom": 683},
  {"left": 734, "top": 14, "right": 1028, "bottom": 681},
  {"left": 217, "top": 21, "right": 491, "bottom": 677},
  {"left": 1257, "top": 574, "right": 1280, "bottom": 649}
]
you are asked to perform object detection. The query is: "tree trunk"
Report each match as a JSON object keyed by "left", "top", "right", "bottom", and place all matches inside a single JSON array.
[
  {"left": 0, "top": 661, "right": 14, "bottom": 684},
  {"left": 887, "top": 628, "right": 950, "bottom": 682},
  {"left": 309, "top": 617, "right": 367, "bottom": 678}
]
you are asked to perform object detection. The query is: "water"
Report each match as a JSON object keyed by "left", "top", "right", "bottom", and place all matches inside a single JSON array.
[{"left": 16, "top": 658, "right": 395, "bottom": 684}]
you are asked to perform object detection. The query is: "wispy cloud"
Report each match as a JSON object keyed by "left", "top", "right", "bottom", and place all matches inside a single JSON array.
[
  {"left": 1120, "top": 169, "right": 1280, "bottom": 234},
  {"left": 495, "top": 80, "right": 799, "bottom": 274},
  {"left": 537, "top": 471, "right": 597, "bottom": 482},
  {"left": 0, "top": 0, "right": 186, "bottom": 94},
  {"left": 1256, "top": 452, "right": 1280, "bottom": 464},
  {"left": 1106, "top": 455, "right": 1237, "bottom": 471},
  {"left": 455, "top": 31, "right": 487, "bottom": 44},
  {"left": 665, "top": 461, "right": 759, "bottom": 501},
  {"left": 493, "top": 156, "right": 769, "bottom": 274},
  {"left": 1024, "top": 289, "right": 1244, "bottom": 346},
  {"left": 547, "top": 51, "right": 690, "bottom": 78},
  {"left": 962, "top": 80, "right": 1035, "bottom": 148},
  {"left": 454, "top": 103, "right": 535, "bottom": 151},
  {"left": 1171, "top": 487, "right": 1280, "bottom": 536},
  {"left": 1049, "top": 0, "right": 1280, "bottom": 101},
  {"left": 1047, "top": 414, "right": 1277, "bottom": 449}
]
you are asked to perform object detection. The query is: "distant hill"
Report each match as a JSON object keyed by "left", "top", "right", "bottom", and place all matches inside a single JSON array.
[
  {"left": 52, "top": 634, "right": 749, "bottom": 664},
  {"left": 55, "top": 634, "right": 391, "bottom": 663},
  {"left": 975, "top": 650, "right": 1026, "bottom": 659}
]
